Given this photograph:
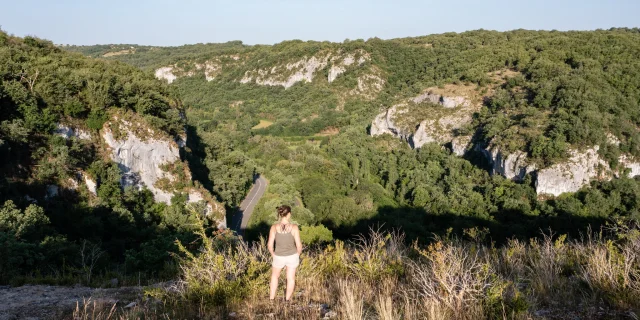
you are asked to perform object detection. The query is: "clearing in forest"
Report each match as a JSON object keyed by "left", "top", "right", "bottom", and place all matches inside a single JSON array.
[{"left": 252, "top": 120, "right": 274, "bottom": 129}]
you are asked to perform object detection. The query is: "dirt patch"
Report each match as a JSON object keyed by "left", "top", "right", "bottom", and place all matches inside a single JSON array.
[
  {"left": 229, "top": 101, "right": 244, "bottom": 108},
  {"left": 0, "top": 285, "right": 141, "bottom": 320},
  {"left": 252, "top": 120, "right": 274, "bottom": 130}
]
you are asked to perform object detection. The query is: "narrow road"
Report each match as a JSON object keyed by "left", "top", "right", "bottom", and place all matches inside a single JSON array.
[{"left": 231, "top": 174, "right": 268, "bottom": 235}]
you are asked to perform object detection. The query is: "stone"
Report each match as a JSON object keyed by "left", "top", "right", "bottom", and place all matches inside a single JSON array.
[
  {"left": 618, "top": 154, "right": 640, "bottom": 177},
  {"left": 370, "top": 105, "right": 411, "bottom": 140},
  {"left": 328, "top": 65, "right": 345, "bottom": 83},
  {"left": 535, "top": 147, "right": 609, "bottom": 196},
  {"left": 412, "top": 120, "right": 438, "bottom": 148},
  {"left": 451, "top": 136, "right": 472, "bottom": 156},
  {"left": 83, "top": 173, "right": 97, "bottom": 196},
  {"left": 54, "top": 124, "right": 91, "bottom": 140},
  {"left": 154, "top": 67, "right": 177, "bottom": 84},
  {"left": 490, "top": 148, "right": 535, "bottom": 181},
  {"left": 124, "top": 301, "right": 137, "bottom": 308},
  {"left": 102, "top": 123, "right": 180, "bottom": 204}
]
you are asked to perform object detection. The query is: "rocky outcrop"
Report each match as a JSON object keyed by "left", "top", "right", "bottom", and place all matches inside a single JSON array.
[
  {"left": 241, "top": 55, "right": 329, "bottom": 88},
  {"left": 155, "top": 67, "right": 177, "bottom": 84},
  {"left": 371, "top": 90, "right": 474, "bottom": 151},
  {"left": 194, "top": 62, "right": 220, "bottom": 81},
  {"left": 484, "top": 147, "right": 536, "bottom": 181},
  {"left": 100, "top": 116, "right": 225, "bottom": 226},
  {"left": 328, "top": 65, "right": 345, "bottom": 83},
  {"left": 451, "top": 136, "right": 472, "bottom": 156},
  {"left": 155, "top": 62, "right": 221, "bottom": 84},
  {"left": 327, "top": 53, "right": 364, "bottom": 83},
  {"left": 54, "top": 124, "right": 91, "bottom": 140},
  {"left": 241, "top": 51, "right": 371, "bottom": 89},
  {"left": 102, "top": 121, "right": 181, "bottom": 204},
  {"left": 412, "top": 92, "right": 470, "bottom": 108},
  {"left": 412, "top": 120, "right": 438, "bottom": 148},
  {"left": 535, "top": 147, "right": 609, "bottom": 196},
  {"left": 617, "top": 154, "right": 640, "bottom": 177},
  {"left": 83, "top": 173, "right": 97, "bottom": 195},
  {"left": 370, "top": 105, "right": 412, "bottom": 141}
]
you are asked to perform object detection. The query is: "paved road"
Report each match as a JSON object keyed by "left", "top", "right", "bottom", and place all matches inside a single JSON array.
[{"left": 231, "top": 175, "right": 268, "bottom": 235}]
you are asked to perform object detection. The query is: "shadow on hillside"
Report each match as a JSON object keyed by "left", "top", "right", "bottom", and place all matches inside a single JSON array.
[
  {"left": 242, "top": 205, "right": 610, "bottom": 246},
  {"left": 181, "top": 125, "right": 213, "bottom": 192}
]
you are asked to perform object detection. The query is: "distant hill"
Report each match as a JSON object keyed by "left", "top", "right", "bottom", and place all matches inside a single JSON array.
[{"left": 61, "top": 29, "right": 640, "bottom": 247}]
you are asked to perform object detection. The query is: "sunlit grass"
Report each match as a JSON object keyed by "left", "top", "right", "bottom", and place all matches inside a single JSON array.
[{"left": 251, "top": 120, "right": 274, "bottom": 129}]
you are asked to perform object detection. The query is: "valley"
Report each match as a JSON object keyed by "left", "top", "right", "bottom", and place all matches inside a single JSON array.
[{"left": 2, "top": 27, "right": 640, "bottom": 318}]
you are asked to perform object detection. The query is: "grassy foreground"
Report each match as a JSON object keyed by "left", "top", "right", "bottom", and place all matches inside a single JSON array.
[{"left": 73, "top": 223, "right": 640, "bottom": 320}]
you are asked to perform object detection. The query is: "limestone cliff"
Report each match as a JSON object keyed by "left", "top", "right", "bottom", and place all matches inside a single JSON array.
[
  {"left": 535, "top": 147, "right": 609, "bottom": 196},
  {"left": 240, "top": 50, "right": 370, "bottom": 89},
  {"left": 475, "top": 146, "right": 536, "bottom": 181},
  {"left": 100, "top": 115, "right": 225, "bottom": 225},
  {"left": 53, "top": 116, "right": 226, "bottom": 226},
  {"left": 370, "top": 88, "right": 473, "bottom": 152}
]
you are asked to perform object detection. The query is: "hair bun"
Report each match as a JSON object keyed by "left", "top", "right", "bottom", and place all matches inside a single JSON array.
[{"left": 276, "top": 205, "right": 291, "bottom": 217}]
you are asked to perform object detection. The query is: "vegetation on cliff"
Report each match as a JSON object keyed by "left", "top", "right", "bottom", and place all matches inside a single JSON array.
[{"left": 0, "top": 30, "right": 217, "bottom": 284}]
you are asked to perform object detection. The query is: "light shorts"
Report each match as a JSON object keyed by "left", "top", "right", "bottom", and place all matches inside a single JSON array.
[{"left": 272, "top": 253, "right": 300, "bottom": 268}]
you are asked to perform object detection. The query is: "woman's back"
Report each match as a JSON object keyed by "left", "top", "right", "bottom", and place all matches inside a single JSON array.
[{"left": 274, "top": 224, "right": 297, "bottom": 256}]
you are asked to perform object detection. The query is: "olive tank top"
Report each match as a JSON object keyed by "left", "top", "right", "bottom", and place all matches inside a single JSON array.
[{"left": 274, "top": 224, "right": 297, "bottom": 256}]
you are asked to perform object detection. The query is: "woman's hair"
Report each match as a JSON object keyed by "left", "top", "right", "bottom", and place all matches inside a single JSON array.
[{"left": 276, "top": 205, "right": 291, "bottom": 218}]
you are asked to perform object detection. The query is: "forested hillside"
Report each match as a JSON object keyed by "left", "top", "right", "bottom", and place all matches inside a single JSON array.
[
  {"left": 70, "top": 28, "right": 640, "bottom": 244},
  {"left": 1, "top": 27, "right": 639, "bottom": 319},
  {"left": 0, "top": 30, "right": 223, "bottom": 284}
]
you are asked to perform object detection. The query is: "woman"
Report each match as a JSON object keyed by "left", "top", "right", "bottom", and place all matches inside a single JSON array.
[{"left": 267, "top": 205, "right": 302, "bottom": 301}]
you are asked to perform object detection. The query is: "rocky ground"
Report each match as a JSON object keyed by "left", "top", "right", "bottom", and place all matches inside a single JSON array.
[{"left": 0, "top": 285, "right": 141, "bottom": 320}]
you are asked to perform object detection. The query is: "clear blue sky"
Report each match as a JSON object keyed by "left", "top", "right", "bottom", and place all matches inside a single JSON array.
[{"left": 2, "top": 0, "right": 638, "bottom": 46}]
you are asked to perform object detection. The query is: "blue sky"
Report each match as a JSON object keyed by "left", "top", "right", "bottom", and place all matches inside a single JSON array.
[{"left": 2, "top": 0, "right": 639, "bottom": 46}]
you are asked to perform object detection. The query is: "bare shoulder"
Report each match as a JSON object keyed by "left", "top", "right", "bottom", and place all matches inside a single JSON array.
[{"left": 292, "top": 224, "right": 300, "bottom": 232}]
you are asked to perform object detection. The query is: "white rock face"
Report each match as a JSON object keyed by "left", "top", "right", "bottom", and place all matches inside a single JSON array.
[
  {"left": 102, "top": 125, "right": 180, "bottom": 204},
  {"left": 83, "top": 173, "right": 97, "bottom": 196},
  {"left": 67, "top": 178, "right": 79, "bottom": 190},
  {"left": 155, "top": 67, "right": 177, "bottom": 84},
  {"left": 488, "top": 148, "right": 536, "bottom": 181},
  {"left": 536, "top": 147, "right": 609, "bottom": 196},
  {"left": 327, "top": 53, "right": 363, "bottom": 83},
  {"left": 371, "top": 90, "right": 474, "bottom": 150},
  {"left": 451, "top": 136, "right": 472, "bottom": 156},
  {"left": 370, "top": 105, "right": 412, "bottom": 140},
  {"left": 618, "top": 154, "right": 640, "bottom": 177},
  {"left": 194, "top": 62, "right": 220, "bottom": 81},
  {"left": 606, "top": 133, "right": 621, "bottom": 146},
  {"left": 54, "top": 124, "right": 91, "bottom": 140},
  {"left": 328, "top": 65, "right": 346, "bottom": 83},
  {"left": 412, "top": 120, "right": 438, "bottom": 148},
  {"left": 241, "top": 51, "right": 371, "bottom": 89}
]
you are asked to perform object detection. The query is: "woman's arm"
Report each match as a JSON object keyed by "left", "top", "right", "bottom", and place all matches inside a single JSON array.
[
  {"left": 293, "top": 225, "right": 302, "bottom": 255},
  {"left": 267, "top": 225, "right": 276, "bottom": 256}
]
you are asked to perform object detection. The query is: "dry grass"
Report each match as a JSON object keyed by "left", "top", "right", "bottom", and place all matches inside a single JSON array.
[
  {"left": 102, "top": 49, "right": 134, "bottom": 57},
  {"left": 73, "top": 224, "right": 640, "bottom": 320},
  {"left": 251, "top": 120, "right": 274, "bottom": 130}
]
